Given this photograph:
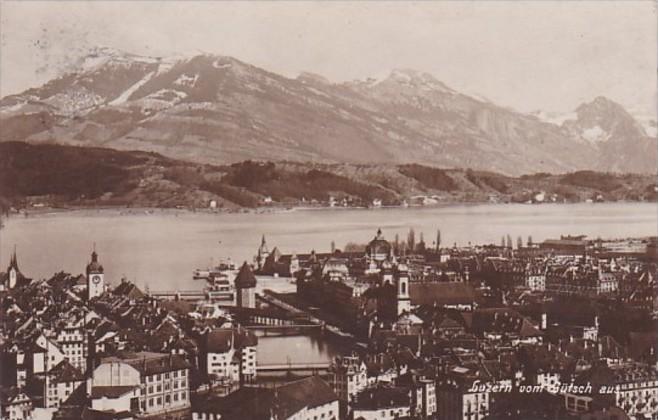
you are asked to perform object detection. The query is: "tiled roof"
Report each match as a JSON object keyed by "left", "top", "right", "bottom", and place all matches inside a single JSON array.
[
  {"left": 206, "top": 328, "right": 258, "bottom": 354},
  {"left": 235, "top": 262, "right": 257, "bottom": 288},
  {"left": 409, "top": 282, "right": 477, "bottom": 306},
  {"left": 48, "top": 360, "right": 85, "bottom": 383},
  {"left": 101, "top": 351, "right": 190, "bottom": 376},
  {"left": 196, "top": 376, "right": 337, "bottom": 420},
  {"left": 90, "top": 385, "right": 139, "bottom": 399},
  {"left": 352, "top": 385, "right": 410, "bottom": 410}
]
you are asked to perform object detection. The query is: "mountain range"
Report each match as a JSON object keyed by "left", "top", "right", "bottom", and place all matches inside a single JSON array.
[{"left": 1, "top": 46, "right": 655, "bottom": 176}]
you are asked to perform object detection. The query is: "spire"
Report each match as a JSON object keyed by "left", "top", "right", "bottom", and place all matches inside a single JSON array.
[
  {"left": 7, "top": 245, "right": 19, "bottom": 271},
  {"left": 10, "top": 245, "right": 17, "bottom": 268},
  {"left": 261, "top": 235, "right": 266, "bottom": 246}
]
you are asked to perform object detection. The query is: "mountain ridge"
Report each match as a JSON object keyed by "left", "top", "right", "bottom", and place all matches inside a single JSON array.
[{"left": 1, "top": 48, "right": 655, "bottom": 176}]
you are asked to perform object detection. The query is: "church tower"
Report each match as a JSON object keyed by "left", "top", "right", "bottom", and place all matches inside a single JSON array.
[
  {"left": 254, "top": 235, "right": 270, "bottom": 271},
  {"left": 8, "top": 250, "right": 19, "bottom": 289},
  {"left": 395, "top": 263, "right": 411, "bottom": 315},
  {"left": 86, "top": 247, "right": 105, "bottom": 300},
  {"left": 235, "top": 262, "right": 257, "bottom": 308}
]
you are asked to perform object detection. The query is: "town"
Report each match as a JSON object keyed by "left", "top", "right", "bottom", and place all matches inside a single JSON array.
[{"left": 1, "top": 229, "right": 656, "bottom": 420}]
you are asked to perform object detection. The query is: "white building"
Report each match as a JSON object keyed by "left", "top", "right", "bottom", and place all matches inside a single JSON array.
[
  {"left": 205, "top": 328, "right": 257, "bottom": 384},
  {"left": 44, "top": 360, "right": 85, "bottom": 408},
  {"left": 90, "top": 352, "right": 191, "bottom": 416},
  {"left": 0, "top": 389, "right": 33, "bottom": 420},
  {"left": 329, "top": 355, "right": 368, "bottom": 404}
]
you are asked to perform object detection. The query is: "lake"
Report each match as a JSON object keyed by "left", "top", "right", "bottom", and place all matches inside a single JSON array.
[{"left": 1, "top": 203, "right": 656, "bottom": 290}]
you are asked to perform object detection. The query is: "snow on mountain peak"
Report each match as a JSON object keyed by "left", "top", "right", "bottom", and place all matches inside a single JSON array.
[{"left": 386, "top": 69, "right": 455, "bottom": 93}]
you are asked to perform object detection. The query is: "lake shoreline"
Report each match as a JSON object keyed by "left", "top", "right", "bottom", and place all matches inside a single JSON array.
[{"left": 7, "top": 199, "right": 655, "bottom": 219}]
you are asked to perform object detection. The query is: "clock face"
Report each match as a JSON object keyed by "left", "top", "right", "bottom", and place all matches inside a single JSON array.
[{"left": 92, "top": 275, "right": 102, "bottom": 285}]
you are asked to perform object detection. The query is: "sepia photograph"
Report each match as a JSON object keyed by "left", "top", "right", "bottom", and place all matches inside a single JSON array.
[{"left": 0, "top": 1, "right": 656, "bottom": 419}]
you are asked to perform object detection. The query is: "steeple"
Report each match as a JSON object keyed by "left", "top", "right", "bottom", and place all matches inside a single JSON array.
[{"left": 9, "top": 245, "right": 18, "bottom": 269}]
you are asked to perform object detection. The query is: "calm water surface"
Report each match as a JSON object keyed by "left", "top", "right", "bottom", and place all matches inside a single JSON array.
[
  {"left": 2, "top": 203, "right": 656, "bottom": 290},
  {"left": 254, "top": 331, "right": 344, "bottom": 366}
]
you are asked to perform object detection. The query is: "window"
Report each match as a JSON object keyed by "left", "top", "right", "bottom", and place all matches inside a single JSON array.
[
  {"left": 182, "top": 392, "right": 187, "bottom": 400},
  {"left": 149, "top": 398, "right": 154, "bottom": 407},
  {"left": 157, "top": 397, "right": 162, "bottom": 405},
  {"left": 165, "top": 395, "right": 171, "bottom": 404}
]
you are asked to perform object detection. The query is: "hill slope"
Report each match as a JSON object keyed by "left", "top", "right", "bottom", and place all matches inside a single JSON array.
[{"left": 1, "top": 142, "right": 654, "bottom": 211}]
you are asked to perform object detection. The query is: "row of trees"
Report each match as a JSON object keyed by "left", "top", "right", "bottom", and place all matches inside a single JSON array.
[
  {"left": 345, "top": 229, "right": 538, "bottom": 254},
  {"left": 500, "top": 235, "right": 534, "bottom": 249}
]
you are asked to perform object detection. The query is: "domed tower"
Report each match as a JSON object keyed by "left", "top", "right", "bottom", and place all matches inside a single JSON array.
[
  {"left": 366, "top": 229, "right": 392, "bottom": 265},
  {"left": 235, "top": 262, "right": 257, "bottom": 308},
  {"left": 86, "top": 248, "right": 105, "bottom": 300}
]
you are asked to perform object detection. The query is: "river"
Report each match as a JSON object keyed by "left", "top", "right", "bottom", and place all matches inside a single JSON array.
[{"left": 1, "top": 203, "right": 656, "bottom": 290}]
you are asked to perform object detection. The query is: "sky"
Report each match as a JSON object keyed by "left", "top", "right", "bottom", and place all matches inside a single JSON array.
[{"left": 0, "top": 1, "right": 656, "bottom": 116}]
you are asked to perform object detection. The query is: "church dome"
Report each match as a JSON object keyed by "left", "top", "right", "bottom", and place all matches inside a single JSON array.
[{"left": 366, "top": 229, "right": 392, "bottom": 257}]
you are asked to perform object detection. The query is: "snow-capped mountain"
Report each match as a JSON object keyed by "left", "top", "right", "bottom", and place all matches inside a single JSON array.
[{"left": 1, "top": 48, "right": 655, "bottom": 175}]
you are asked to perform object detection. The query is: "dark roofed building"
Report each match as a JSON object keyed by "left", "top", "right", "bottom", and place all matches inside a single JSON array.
[
  {"left": 352, "top": 385, "right": 412, "bottom": 419},
  {"left": 192, "top": 376, "right": 338, "bottom": 420},
  {"left": 101, "top": 351, "right": 191, "bottom": 376},
  {"left": 409, "top": 282, "right": 477, "bottom": 309},
  {"left": 113, "top": 281, "right": 144, "bottom": 301}
]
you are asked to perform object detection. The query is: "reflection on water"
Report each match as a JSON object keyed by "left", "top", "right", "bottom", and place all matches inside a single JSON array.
[
  {"left": 1, "top": 203, "right": 656, "bottom": 289},
  {"left": 254, "top": 330, "right": 345, "bottom": 365}
]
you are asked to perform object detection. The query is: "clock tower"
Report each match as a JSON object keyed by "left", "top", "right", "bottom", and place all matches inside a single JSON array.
[{"left": 86, "top": 248, "right": 104, "bottom": 300}]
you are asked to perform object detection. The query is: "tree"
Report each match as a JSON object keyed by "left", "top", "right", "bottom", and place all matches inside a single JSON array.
[
  {"left": 331, "top": 240, "right": 336, "bottom": 253},
  {"left": 506, "top": 234, "right": 513, "bottom": 249},
  {"left": 436, "top": 229, "right": 441, "bottom": 251},
  {"left": 394, "top": 234, "right": 400, "bottom": 254},
  {"left": 527, "top": 236, "right": 533, "bottom": 247},
  {"left": 344, "top": 242, "right": 366, "bottom": 252},
  {"left": 407, "top": 228, "right": 416, "bottom": 253},
  {"left": 416, "top": 232, "right": 426, "bottom": 253},
  {"left": 517, "top": 236, "right": 523, "bottom": 249},
  {"left": 501, "top": 236, "right": 506, "bottom": 248}
]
